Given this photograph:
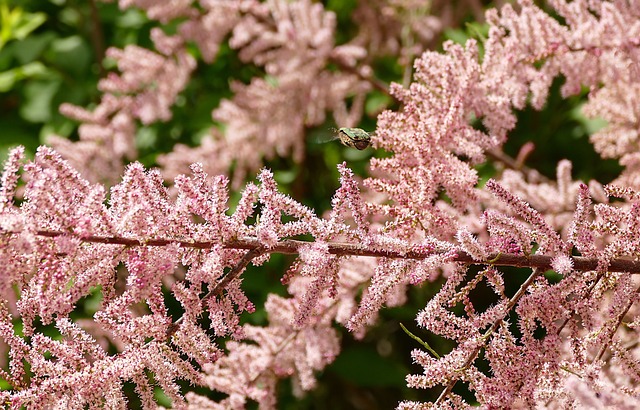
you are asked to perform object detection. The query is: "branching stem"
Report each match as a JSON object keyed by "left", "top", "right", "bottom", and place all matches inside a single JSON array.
[
  {"left": 28, "top": 230, "right": 640, "bottom": 273},
  {"left": 435, "top": 268, "right": 544, "bottom": 404},
  {"left": 594, "top": 284, "right": 640, "bottom": 362},
  {"left": 165, "top": 246, "right": 265, "bottom": 338}
]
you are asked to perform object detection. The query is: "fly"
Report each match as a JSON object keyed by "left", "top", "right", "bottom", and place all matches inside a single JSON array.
[{"left": 329, "top": 127, "right": 372, "bottom": 150}]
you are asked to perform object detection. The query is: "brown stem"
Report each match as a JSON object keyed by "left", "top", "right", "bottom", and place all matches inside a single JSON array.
[
  {"left": 27, "top": 230, "right": 640, "bottom": 274},
  {"left": 435, "top": 268, "right": 544, "bottom": 404},
  {"left": 487, "top": 149, "right": 550, "bottom": 183},
  {"left": 165, "top": 246, "right": 265, "bottom": 339},
  {"left": 207, "top": 246, "right": 266, "bottom": 298},
  {"left": 556, "top": 273, "right": 604, "bottom": 336},
  {"left": 594, "top": 284, "right": 640, "bottom": 362},
  {"left": 87, "top": 0, "right": 106, "bottom": 78}
]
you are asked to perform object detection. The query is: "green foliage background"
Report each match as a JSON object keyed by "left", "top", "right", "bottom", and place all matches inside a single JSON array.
[{"left": 0, "top": 0, "right": 619, "bottom": 408}]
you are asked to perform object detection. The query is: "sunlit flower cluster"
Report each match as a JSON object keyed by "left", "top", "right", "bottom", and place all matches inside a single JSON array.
[{"left": 5, "top": 0, "right": 640, "bottom": 409}]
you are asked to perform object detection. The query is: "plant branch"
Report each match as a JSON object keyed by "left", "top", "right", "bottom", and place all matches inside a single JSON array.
[
  {"left": 486, "top": 148, "right": 550, "bottom": 183},
  {"left": 556, "top": 272, "right": 605, "bottom": 336},
  {"left": 87, "top": 0, "right": 106, "bottom": 78},
  {"left": 594, "top": 284, "right": 640, "bottom": 362},
  {"left": 330, "top": 57, "right": 394, "bottom": 97},
  {"left": 435, "top": 268, "right": 544, "bottom": 404},
  {"left": 28, "top": 230, "right": 640, "bottom": 274},
  {"left": 165, "top": 246, "right": 265, "bottom": 339}
]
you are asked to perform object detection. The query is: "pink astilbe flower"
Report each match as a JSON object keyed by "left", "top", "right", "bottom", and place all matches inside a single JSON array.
[
  {"left": 403, "top": 178, "right": 640, "bottom": 407},
  {"left": 197, "top": 294, "right": 340, "bottom": 409},
  {"left": 482, "top": 209, "right": 530, "bottom": 255},
  {"left": 49, "top": 95, "right": 135, "bottom": 185},
  {"left": 486, "top": 178, "right": 566, "bottom": 255},
  {"left": 49, "top": 27, "right": 195, "bottom": 185},
  {"left": 159, "top": 0, "right": 373, "bottom": 186},
  {"left": 172, "top": 319, "right": 222, "bottom": 367},
  {"left": 484, "top": 1, "right": 640, "bottom": 192},
  {"left": 13, "top": 0, "right": 640, "bottom": 408},
  {"left": 99, "top": 38, "right": 195, "bottom": 125},
  {"left": 492, "top": 160, "right": 594, "bottom": 235},
  {"left": 367, "top": 0, "right": 640, "bottom": 264},
  {"left": 290, "top": 241, "right": 339, "bottom": 328},
  {"left": 22, "top": 147, "right": 111, "bottom": 234},
  {"left": 56, "top": 0, "right": 446, "bottom": 191},
  {"left": 0, "top": 146, "right": 24, "bottom": 213},
  {"left": 563, "top": 373, "right": 640, "bottom": 409},
  {"left": 0, "top": 149, "right": 268, "bottom": 405},
  {"left": 551, "top": 253, "right": 574, "bottom": 275},
  {"left": 455, "top": 228, "right": 487, "bottom": 261},
  {"left": 349, "top": 0, "right": 442, "bottom": 67},
  {"left": 330, "top": 162, "right": 371, "bottom": 240},
  {"left": 366, "top": 37, "right": 520, "bottom": 247},
  {"left": 3, "top": 144, "right": 463, "bottom": 406},
  {"left": 568, "top": 183, "right": 598, "bottom": 257},
  {"left": 348, "top": 246, "right": 455, "bottom": 334},
  {"left": 406, "top": 338, "right": 484, "bottom": 390},
  {"left": 179, "top": 1, "right": 243, "bottom": 63},
  {"left": 255, "top": 168, "right": 334, "bottom": 243},
  {"left": 591, "top": 186, "right": 640, "bottom": 271}
]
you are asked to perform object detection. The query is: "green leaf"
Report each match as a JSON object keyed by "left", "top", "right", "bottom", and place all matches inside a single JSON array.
[
  {"left": 12, "top": 32, "right": 57, "bottom": 64},
  {"left": 49, "top": 35, "right": 92, "bottom": 77},
  {"left": 274, "top": 169, "right": 298, "bottom": 185},
  {"left": 153, "top": 387, "right": 172, "bottom": 407},
  {"left": 0, "top": 2, "right": 46, "bottom": 51},
  {"left": 444, "top": 23, "right": 489, "bottom": 46},
  {"left": 40, "top": 119, "right": 75, "bottom": 142},
  {"left": 0, "top": 61, "right": 49, "bottom": 92},
  {"left": 0, "top": 68, "right": 18, "bottom": 91},
  {"left": 443, "top": 28, "right": 470, "bottom": 45},
  {"left": 464, "top": 22, "right": 489, "bottom": 44},
  {"left": 365, "top": 91, "right": 392, "bottom": 116},
  {"left": 20, "top": 79, "right": 61, "bottom": 123},
  {"left": 570, "top": 104, "right": 608, "bottom": 134},
  {"left": 12, "top": 12, "right": 46, "bottom": 40},
  {"left": 136, "top": 127, "right": 158, "bottom": 150},
  {"left": 117, "top": 8, "right": 149, "bottom": 29}
]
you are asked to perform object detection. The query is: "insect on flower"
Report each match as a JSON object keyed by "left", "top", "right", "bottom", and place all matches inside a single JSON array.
[{"left": 329, "top": 127, "right": 373, "bottom": 150}]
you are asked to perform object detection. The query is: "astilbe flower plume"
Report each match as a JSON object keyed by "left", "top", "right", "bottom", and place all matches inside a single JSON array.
[
  {"left": 160, "top": 0, "right": 373, "bottom": 186},
  {"left": 363, "top": 1, "right": 640, "bottom": 407},
  {"left": 54, "top": 0, "right": 447, "bottom": 188},
  {"left": 12, "top": 0, "right": 640, "bottom": 408},
  {"left": 49, "top": 26, "right": 196, "bottom": 185},
  {"left": 0, "top": 147, "right": 461, "bottom": 408}
]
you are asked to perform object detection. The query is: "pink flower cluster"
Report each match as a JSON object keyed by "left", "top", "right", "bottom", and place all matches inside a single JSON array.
[
  {"left": 6, "top": 0, "right": 640, "bottom": 408},
  {"left": 0, "top": 148, "right": 457, "bottom": 407}
]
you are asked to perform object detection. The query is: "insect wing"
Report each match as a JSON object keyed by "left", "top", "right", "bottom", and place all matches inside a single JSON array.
[{"left": 314, "top": 128, "right": 340, "bottom": 145}]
